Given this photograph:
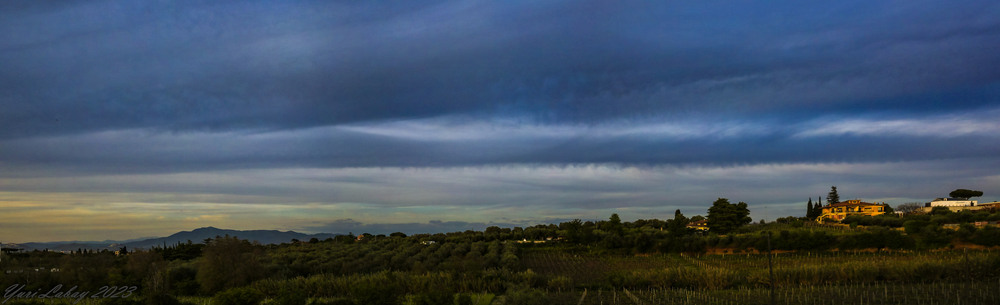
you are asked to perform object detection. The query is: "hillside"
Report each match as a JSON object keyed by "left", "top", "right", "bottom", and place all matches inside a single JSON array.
[{"left": 14, "top": 227, "right": 339, "bottom": 251}]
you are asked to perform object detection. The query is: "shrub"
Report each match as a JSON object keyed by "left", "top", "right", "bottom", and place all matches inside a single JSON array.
[
  {"left": 146, "top": 294, "right": 185, "bottom": 305},
  {"left": 213, "top": 286, "right": 265, "bottom": 305},
  {"left": 505, "top": 288, "right": 547, "bottom": 305},
  {"left": 904, "top": 220, "right": 931, "bottom": 234},
  {"left": 350, "top": 279, "right": 401, "bottom": 305},
  {"left": 270, "top": 286, "right": 308, "bottom": 305},
  {"left": 917, "top": 225, "right": 953, "bottom": 249},
  {"left": 971, "top": 226, "right": 1000, "bottom": 246},
  {"left": 842, "top": 215, "right": 904, "bottom": 227},
  {"left": 411, "top": 291, "right": 454, "bottom": 305},
  {"left": 838, "top": 228, "right": 914, "bottom": 250},
  {"left": 547, "top": 276, "right": 573, "bottom": 292},
  {"left": 930, "top": 206, "right": 953, "bottom": 216},
  {"left": 167, "top": 266, "right": 199, "bottom": 296},
  {"left": 455, "top": 294, "right": 473, "bottom": 305}
]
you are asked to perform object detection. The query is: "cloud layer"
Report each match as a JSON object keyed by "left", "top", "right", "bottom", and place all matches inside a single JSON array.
[
  {"left": 3, "top": 1, "right": 999, "bottom": 138},
  {"left": 1, "top": 1, "right": 998, "bottom": 241}
]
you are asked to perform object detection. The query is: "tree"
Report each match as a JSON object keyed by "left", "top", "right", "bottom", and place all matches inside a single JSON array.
[
  {"left": 706, "top": 198, "right": 752, "bottom": 234},
  {"left": 125, "top": 251, "right": 168, "bottom": 298},
  {"left": 949, "top": 189, "right": 983, "bottom": 200},
  {"left": 882, "top": 204, "right": 895, "bottom": 215},
  {"left": 812, "top": 197, "right": 824, "bottom": 218},
  {"left": 560, "top": 219, "right": 583, "bottom": 243},
  {"left": 668, "top": 209, "right": 689, "bottom": 236},
  {"left": 896, "top": 202, "right": 924, "bottom": 215},
  {"left": 827, "top": 186, "right": 840, "bottom": 205},
  {"left": 607, "top": 213, "right": 623, "bottom": 235},
  {"left": 806, "top": 198, "right": 823, "bottom": 219},
  {"left": 197, "top": 235, "right": 264, "bottom": 294}
]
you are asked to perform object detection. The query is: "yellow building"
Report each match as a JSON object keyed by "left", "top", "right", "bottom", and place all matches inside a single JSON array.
[
  {"left": 686, "top": 219, "right": 709, "bottom": 231},
  {"left": 816, "top": 199, "right": 886, "bottom": 222}
]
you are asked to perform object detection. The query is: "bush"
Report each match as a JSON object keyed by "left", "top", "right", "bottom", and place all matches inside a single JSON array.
[
  {"left": 307, "top": 299, "right": 356, "bottom": 305},
  {"left": 842, "top": 215, "right": 904, "bottom": 227},
  {"left": 546, "top": 276, "right": 573, "bottom": 292},
  {"left": 167, "top": 266, "right": 199, "bottom": 296},
  {"left": 838, "top": 228, "right": 914, "bottom": 250},
  {"left": 917, "top": 225, "right": 953, "bottom": 249},
  {"left": 213, "top": 287, "right": 265, "bottom": 305},
  {"left": 146, "top": 294, "right": 185, "bottom": 305},
  {"left": 904, "top": 220, "right": 931, "bottom": 234},
  {"left": 505, "top": 288, "right": 547, "bottom": 305},
  {"left": 455, "top": 294, "right": 473, "bottom": 305},
  {"left": 411, "top": 291, "right": 454, "bottom": 305},
  {"left": 971, "top": 226, "right": 1000, "bottom": 246},
  {"left": 930, "top": 206, "right": 952, "bottom": 216},
  {"left": 270, "top": 286, "right": 308, "bottom": 305},
  {"left": 350, "top": 279, "right": 401, "bottom": 305}
]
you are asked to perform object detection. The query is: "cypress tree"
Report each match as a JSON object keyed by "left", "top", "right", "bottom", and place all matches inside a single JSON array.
[
  {"left": 668, "top": 209, "right": 689, "bottom": 236},
  {"left": 813, "top": 197, "right": 823, "bottom": 219},
  {"left": 806, "top": 198, "right": 814, "bottom": 218},
  {"left": 827, "top": 186, "right": 840, "bottom": 205}
]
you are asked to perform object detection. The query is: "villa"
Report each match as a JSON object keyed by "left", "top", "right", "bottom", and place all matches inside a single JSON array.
[
  {"left": 817, "top": 199, "right": 887, "bottom": 222},
  {"left": 686, "top": 219, "right": 710, "bottom": 231},
  {"left": 928, "top": 197, "right": 978, "bottom": 207}
]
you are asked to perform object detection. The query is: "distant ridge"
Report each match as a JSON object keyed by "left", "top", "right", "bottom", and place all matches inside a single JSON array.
[{"left": 16, "top": 227, "right": 340, "bottom": 251}]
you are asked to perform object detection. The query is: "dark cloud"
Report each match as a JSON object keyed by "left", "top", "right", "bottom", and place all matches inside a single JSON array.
[
  {"left": 1, "top": 110, "right": 997, "bottom": 176},
  {"left": 2, "top": 1, "right": 998, "bottom": 140},
  {"left": 2, "top": 2, "right": 999, "bottom": 242}
]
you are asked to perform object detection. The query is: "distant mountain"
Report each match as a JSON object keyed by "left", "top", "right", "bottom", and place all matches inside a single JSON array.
[
  {"left": 16, "top": 242, "right": 117, "bottom": 252},
  {"left": 125, "top": 227, "right": 340, "bottom": 249},
  {"left": 14, "top": 227, "right": 340, "bottom": 251}
]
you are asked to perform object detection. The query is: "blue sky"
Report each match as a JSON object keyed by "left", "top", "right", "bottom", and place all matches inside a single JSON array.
[{"left": 2, "top": 0, "right": 999, "bottom": 242}]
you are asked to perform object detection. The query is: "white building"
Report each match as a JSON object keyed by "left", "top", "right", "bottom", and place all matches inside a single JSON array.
[{"left": 928, "top": 197, "right": 977, "bottom": 207}]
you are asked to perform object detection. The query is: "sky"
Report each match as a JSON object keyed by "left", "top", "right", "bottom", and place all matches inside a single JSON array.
[{"left": 2, "top": 0, "right": 999, "bottom": 243}]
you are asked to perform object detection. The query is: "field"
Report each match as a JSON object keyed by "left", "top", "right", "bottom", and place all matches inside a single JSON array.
[
  {"left": 527, "top": 281, "right": 1000, "bottom": 305},
  {"left": 519, "top": 249, "right": 1000, "bottom": 304},
  {"left": 6, "top": 212, "right": 1000, "bottom": 305},
  {"left": 5, "top": 248, "right": 1000, "bottom": 304}
]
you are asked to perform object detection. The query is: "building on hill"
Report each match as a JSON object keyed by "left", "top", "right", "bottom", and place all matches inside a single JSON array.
[
  {"left": 980, "top": 201, "right": 1000, "bottom": 207},
  {"left": 816, "top": 199, "right": 887, "bottom": 222},
  {"left": 917, "top": 201, "right": 999, "bottom": 213},
  {"left": 686, "top": 219, "right": 709, "bottom": 231},
  {"left": 928, "top": 197, "right": 978, "bottom": 207}
]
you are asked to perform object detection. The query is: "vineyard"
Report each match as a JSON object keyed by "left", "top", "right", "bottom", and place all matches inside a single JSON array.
[
  {"left": 265, "top": 238, "right": 520, "bottom": 277},
  {"left": 523, "top": 249, "right": 1000, "bottom": 288},
  {"left": 527, "top": 281, "right": 1000, "bottom": 305},
  {"left": 519, "top": 249, "right": 1000, "bottom": 304}
]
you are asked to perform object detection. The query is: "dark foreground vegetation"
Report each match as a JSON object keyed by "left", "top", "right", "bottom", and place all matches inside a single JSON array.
[{"left": 4, "top": 204, "right": 1000, "bottom": 305}]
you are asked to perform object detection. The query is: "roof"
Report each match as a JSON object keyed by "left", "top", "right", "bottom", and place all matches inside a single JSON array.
[
  {"left": 824, "top": 201, "right": 882, "bottom": 208},
  {"left": 933, "top": 198, "right": 974, "bottom": 201},
  {"left": 687, "top": 219, "right": 708, "bottom": 226}
]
